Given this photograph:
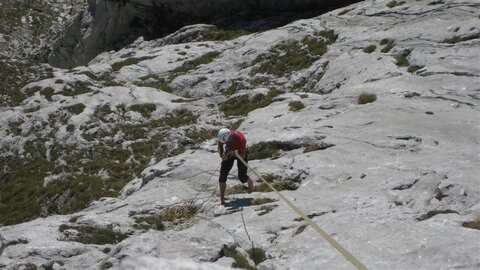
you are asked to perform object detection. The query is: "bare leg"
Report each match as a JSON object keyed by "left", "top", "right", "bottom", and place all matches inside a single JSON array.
[{"left": 219, "top": 182, "right": 227, "bottom": 205}]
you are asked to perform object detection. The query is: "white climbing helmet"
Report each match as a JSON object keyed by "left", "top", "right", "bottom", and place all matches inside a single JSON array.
[{"left": 218, "top": 128, "right": 230, "bottom": 143}]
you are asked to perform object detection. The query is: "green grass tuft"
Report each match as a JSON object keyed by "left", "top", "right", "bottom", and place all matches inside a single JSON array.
[
  {"left": 407, "top": 65, "right": 424, "bottom": 73},
  {"left": 363, "top": 45, "right": 377, "bottom": 53},
  {"left": 356, "top": 92, "right": 377, "bottom": 104},
  {"left": 462, "top": 218, "right": 480, "bottom": 230},
  {"left": 380, "top": 39, "right": 396, "bottom": 53},
  {"left": 442, "top": 34, "right": 480, "bottom": 44},
  {"left": 386, "top": 0, "right": 406, "bottom": 8},
  {"left": 247, "top": 247, "right": 267, "bottom": 265},
  {"left": 288, "top": 101, "right": 305, "bottom": 112},
  {"left": 394, "top": 54, "right": 410, "bottom": 67}
]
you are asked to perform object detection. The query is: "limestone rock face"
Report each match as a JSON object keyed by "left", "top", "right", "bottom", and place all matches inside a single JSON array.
[{"left": 48, "top": 0, "right": 361, "bottom": 68}]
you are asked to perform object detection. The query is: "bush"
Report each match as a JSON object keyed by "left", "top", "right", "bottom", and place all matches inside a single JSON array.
[
  {"left": 356, "top": 92, "right": 377, "bottom": 104},
  {"left": 288, "top": 101, "right": 305, "bottom": 112}
]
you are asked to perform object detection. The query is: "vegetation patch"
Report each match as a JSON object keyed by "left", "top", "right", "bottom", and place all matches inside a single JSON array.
[
  {"left": 137, "top": 74, "right": 172, "bottom": 92},
  {"left": 288, "top": 101, "right": 305, "bottom": 112},
  {"left": 252, "top": 197, "right": 276, "bottom": 205},
  {"left": 163, "top": 109, "right": 197, "bottom": 127},
  {"left": 255, "top": 180, "right": 298, "bottom": 193},
  {"left": 394, "top": 53, "right": 410, "bottom": 67},
  {"left": 1, "top": 104, "right": 198, "bottom": 226},
  {"left": 293, "top": 224, "right": 308, "bottom": 236},
  {"left": 407, "top": 65, "right": 424, "bottom": 73},
  {"left": 65, "top": 103, "right": 86, "bottom": 115},
  {"left": 303, "top": 143, "right": 323, "bottom": 153},
  {"left": 249, "top": 30, "right": 336, "bottom": 77},
  {"left": 199, "top": 28, "right": 251, "bottom": 41},
  {"left": 386, "top": 0, "right": 406, "bottom": 8},
  {"left": 160, "top": 204, "right": 197, "bottom": 225},
  {"left": 174, "top": 51, "right": 221, "bottom": 74},
  {"left": 0, "top": 60, "right": 53, "bottom": 106},
  {"left": 128, "top": 103, "right": 157, "bottom": 118},
  {"left": 356, "top": 92, "right": 377, "bottom": 104},
  {"left": 220, "top": 89, "right": 283, "bottom": 116},
  {"left": 462, "top": 218, "right": 480, "bottom": 230},
  {"left": 363, "top": 45, "right": 377, "bottom": 53},
  {"left": 133, "top": 215, "right": 165, "bottom": 231},
  {"left": 226, "top": 184, "right": 249, "bottom": 196},
  {"left": 417, "top": 209, "right": 458, "bottom": 221},
  {"left": 248, "top": 140, "right": 303, "bottom": 160},
  {"left": 186, "top": 128, "right": 217, "bottom": 143},
  {"left": 59, "top": 224, "right": 128, "bottom": 245},
  {"left": 40, "top": 87, "right": 55, "bottom": 101},
  {"left": 380, "top": 39, "right": 396, "bottom": 53},
  {"left": 222, "top": 245, "right": 267, "bottom": 269},
  {"left": 61, "top": 81, "right": 93, "bottom": 96},
  {"left": 442, "top": 34, "right": 480, "bottom": 44},
  {"left": 112, "top": 56, "right": 155, "bottom": 72}
]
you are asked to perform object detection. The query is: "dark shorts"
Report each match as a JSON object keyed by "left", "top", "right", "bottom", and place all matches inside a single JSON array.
[{"left": 219, "top": 152, "right": 249, "bottom": 183}]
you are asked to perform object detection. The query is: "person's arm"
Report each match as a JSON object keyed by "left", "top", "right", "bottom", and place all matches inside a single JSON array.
[{"left": 218, "top": 142, "right": 225, "bottom": 159}]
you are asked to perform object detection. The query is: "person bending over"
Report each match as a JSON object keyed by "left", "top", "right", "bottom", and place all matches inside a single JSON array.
[{"left": 217, "top": 128, "right": 254, "bottom": 205}]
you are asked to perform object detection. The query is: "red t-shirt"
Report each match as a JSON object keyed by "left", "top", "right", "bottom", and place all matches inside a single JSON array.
[{"left": 226, "top": 130, "right": 246, "bottom": 151}]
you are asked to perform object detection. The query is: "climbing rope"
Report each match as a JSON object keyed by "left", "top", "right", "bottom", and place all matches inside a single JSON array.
[{"left": 234, "top": 151, "right": 367, "bottom": 270}]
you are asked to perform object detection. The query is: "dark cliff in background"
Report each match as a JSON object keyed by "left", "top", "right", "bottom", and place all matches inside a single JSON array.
[{"left": 48, "top": 0, "right": 362, "bottom": 68}]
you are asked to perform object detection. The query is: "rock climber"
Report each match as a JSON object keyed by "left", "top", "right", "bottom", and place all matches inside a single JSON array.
[{"left": 217, "top": 128, "right": 254, "bottom": 205}]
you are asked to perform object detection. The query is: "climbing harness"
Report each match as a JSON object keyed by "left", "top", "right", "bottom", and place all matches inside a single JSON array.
[{"left": 234, "top": 151, "right": 367, "bottom": 270}]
